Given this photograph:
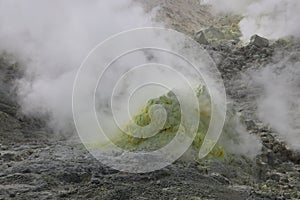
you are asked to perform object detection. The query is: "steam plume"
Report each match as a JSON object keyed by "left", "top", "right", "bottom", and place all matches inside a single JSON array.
[
  {"left": 246, "top": 51, "right": 300, "bottom": 151},
  {"left": 202, "top": 0, "right": 300, "bottom": 40},
  {"left": 0, "top": 0, "right": 262, "bottom": 157},
  {"left": 0, "top": 0, "right": 152, "bottom": 132}
]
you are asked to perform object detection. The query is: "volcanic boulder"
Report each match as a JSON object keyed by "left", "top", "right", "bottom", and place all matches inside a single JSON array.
[{"left": 250, "top": 34, "right": 269, "bottom": 48}]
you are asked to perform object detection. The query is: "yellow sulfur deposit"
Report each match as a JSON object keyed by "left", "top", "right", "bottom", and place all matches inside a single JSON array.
[{"left": 112, "top": 85, "right": 225, "bottom": 159}]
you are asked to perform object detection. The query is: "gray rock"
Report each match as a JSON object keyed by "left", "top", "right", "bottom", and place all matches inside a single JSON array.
[
  {"left": 195, "top": 26, "right": 227, "bottom": 45},
  {"left": 204, "top": 26, "right": 225, "bottom": 40},
  {"left": 250, "top": 34, "right": 269, "bottom": 48},
  {"left": 210, "top": 172, "right": 230, "bottom": 185},
  {"left": 1, "top": 151, "right": 22, "bottom": 162},
  {"left": 269, "top": 172, "right": 282, "bottom": 182},
  {"left": 0, "top": 111, "right": 20, "bottom": 132},
  {"left": 194, "top": 31, "right": 209, "bottom": 45}
]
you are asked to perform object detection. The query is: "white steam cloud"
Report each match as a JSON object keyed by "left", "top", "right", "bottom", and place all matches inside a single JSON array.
[
  {"left": 0, "top": 0, "right": 262, "bottom": 158},
  {"left": 202, "top": 0, "right": 300, "bottom": 40},
  {"left": 246, "top": 51, "right": 300, "bottom": 151},
  {"left": 0, "top": 0, "right": 152, "bottom": 132}
]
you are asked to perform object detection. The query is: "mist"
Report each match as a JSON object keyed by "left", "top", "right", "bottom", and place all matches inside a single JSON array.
[
  {"left": 203, "top": 0, "right": 300, "bottom": 151},
  {"left": 0, "top": 0, "right": 262, "bottom": 158},
  {"left": 245, "top": 51, "right": 300, "bottom": 151},
  {"left": 202, "top": 0, "right": 300, "bottom": 40},
  {"left": 0, "top": 0, "right": 153, "bottom": 133}
]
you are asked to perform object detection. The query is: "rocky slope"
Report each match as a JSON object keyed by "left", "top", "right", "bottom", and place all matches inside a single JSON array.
[{"left": 1, "top": 1, "right": 300, "bottom": 200}]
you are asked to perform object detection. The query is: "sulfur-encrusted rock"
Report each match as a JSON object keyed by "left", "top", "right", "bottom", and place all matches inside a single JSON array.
[
  {"left": 204, "top": 26, "right": 225, "bottom": 41},
  {"left": 195, "top": 26, "right": 228, "bottom": 45}
]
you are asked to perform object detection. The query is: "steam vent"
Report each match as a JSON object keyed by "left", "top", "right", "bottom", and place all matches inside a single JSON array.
[{"left": 112, "top": 86, "right": 224, "bottom": 158}]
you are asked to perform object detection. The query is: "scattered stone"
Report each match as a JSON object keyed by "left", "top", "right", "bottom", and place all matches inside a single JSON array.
[
  {"left": 204, "top": 26, "right": 225, "bottom": 40},
  {"left": 249, "top": 34, "right": 269, "bottom": 48},
  {"left": 210, "top": 172, "right": 230, "bottom": 185},
  {"left": 194, "top": 31, "right": 209, "bottom": 45},
  {"left": 195, "top": 26, "right": 228, "bottom": 45},
  {"left": 57, "top": 172, "right": 91, "bottom": 183},
  {"left": 269, "top": 172, "right": 281, "bottom": 182},
  {"left": 1, "top": 151, "right": 22, "bottom": 162},
  {"left": 261, "top": 184, "right": 268, "bottom": 191}
]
